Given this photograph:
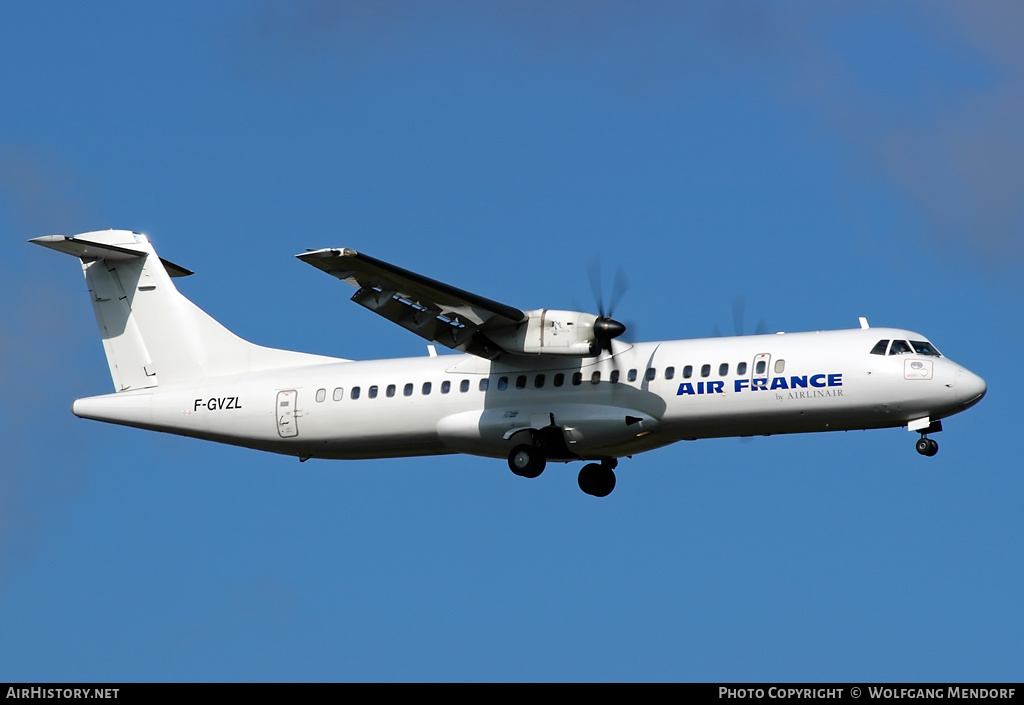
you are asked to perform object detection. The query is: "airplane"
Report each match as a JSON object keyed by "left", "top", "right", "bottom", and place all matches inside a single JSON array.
[{"left": 31, "top": 229, "right": 987, "bottom": 497}]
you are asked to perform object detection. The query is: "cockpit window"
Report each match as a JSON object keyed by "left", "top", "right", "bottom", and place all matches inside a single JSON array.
[
  {"left": 910, "top": 340, "right": 941, "bottom": 356},
  {"left": 889, "top": 340, "right": 912, "bottom": 355},
  {"left": 870, "top": 339, "right": 889, "bottom": 355}
]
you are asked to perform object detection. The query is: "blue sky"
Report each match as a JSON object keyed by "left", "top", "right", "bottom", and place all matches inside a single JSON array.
[{"left": 1, "top": 1, "right": 1021, "bottom": 682}]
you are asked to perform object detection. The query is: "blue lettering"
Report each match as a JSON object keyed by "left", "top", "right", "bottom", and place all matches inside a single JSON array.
[
  {"left": 790, "top": 375, "right": 808, "bottom": 388},
  {"left": 734, "top": 379, "right": 749, "bottom": 393},
  {"left": 751, "top": 378, "right": 767, "bottom": 391},
  {"left": 677, "top": 383, "right": 695, "bottom": 396},
  {"left": 708, "top": 381, "right": 724, "bottom": 394},
  {"left": 828, "top": 373, "right": 843, "bottom": 387},
  {"left": 697, "top": 381, "right": 705, "bottom": 394},
  {"left": 810, "top": 374, "right": 827, "bottom": 388},
  {"left": 770, "top": 377, "right": 789, "bottom": 390}
]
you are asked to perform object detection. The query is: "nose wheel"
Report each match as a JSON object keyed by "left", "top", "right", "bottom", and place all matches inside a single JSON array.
[{"left": 916, "top": 436, "right": 939, "bottom": 457}]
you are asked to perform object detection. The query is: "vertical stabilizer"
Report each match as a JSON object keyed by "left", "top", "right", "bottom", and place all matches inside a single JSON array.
[{"left": 32, "top": 230, "right": 341, "bottom": 391}]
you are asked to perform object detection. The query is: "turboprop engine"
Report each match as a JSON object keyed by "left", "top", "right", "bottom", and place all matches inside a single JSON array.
[{"left": 487, "top": 309, "right": 626, "bottom": 357}]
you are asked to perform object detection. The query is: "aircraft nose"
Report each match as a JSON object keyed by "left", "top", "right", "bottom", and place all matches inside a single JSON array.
[{"left": 956, "top": 369, "right": 987, "bottom": 409}]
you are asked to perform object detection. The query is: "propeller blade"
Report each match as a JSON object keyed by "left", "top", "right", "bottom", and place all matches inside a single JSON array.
[
  {"left": 586, "top": 258, "right": 630, "bottom": 353},
  {"left": 732, "top": 296, "right": 746, "bottom": 337},
  {"left": 608, "top": 267, "right": 629, "bottom": 318},
  {"left": 588, "top": 258, "right": 605, "bottom": 316}
]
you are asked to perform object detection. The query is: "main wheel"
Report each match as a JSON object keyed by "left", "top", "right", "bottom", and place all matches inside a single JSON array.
[
  {"left": 916, "top": 438, "right": 939, "bottom": 456},
  {"left": 508, "top": 444, "right": 546, "bottom": 478},
  {"left": 578, "top": 463, "right": 616, "bottom": 497}
]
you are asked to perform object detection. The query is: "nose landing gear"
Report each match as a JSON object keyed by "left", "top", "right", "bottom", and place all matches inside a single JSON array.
[{"left": 915, "top": 436, "right": 939, "bottom": 457}]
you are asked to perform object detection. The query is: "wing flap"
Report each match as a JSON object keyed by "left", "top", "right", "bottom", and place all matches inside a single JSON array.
[{"left": 297, "top": 248, "right": 525, "bottom": 358}]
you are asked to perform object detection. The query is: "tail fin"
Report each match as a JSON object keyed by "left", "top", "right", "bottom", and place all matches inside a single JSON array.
[{"left": 31, "top": 230, "right": 341, "bottom": 391}]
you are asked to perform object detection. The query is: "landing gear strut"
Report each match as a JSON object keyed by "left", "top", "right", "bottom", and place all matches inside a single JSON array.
[
  {"left": 508, "top": 444, "right": 546, "bottom": 478},
  {"left": 578, "top": 459, "right": 617, "bottom": 497},
  {"left": 915, "top": 435, "right": 939, "bottom": 457}
]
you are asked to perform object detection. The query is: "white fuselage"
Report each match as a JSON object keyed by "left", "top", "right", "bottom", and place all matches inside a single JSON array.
[{"left": 71, "top": 326, "right": 987, "bottom": 463}]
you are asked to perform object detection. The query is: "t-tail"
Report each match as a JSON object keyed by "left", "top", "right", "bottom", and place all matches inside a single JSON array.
[{"left": 31, "top": 230, "right": 340, "bottom": 393}]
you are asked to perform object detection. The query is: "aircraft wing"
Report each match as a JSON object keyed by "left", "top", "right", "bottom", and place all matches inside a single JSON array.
[{"left": 297, "top": 248, "right": 526, "bottom": 359}]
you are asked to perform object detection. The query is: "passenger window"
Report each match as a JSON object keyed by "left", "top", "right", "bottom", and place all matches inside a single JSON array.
[
  {"left": 315, "top": 388, "right": 326, "bottom": 403},
  {"left": 553, "top": 373, "right": 564, "bottom": 387},
  {"left": 870, "top": 339, "right": 890, "bottom": 356},
  {"left": 368, "top": 385, "right": 378, "bottom": 399},
  {"left": 497, "top": 377, "right": 508, "bottom": 390},
  {"left": 441, "top": 380, "right": 451, "bottom": 394},
  {"left": 516, "top": 375, "right": 527, "bottom": 389},
  {"left": 460, "top": 379, "right": 470, "bottom": 393},
  {"left": 404, "top": 383, "right": 414, "bottom": 397},
  {"left": 718, "top": 363, "right": 728, "bottom": 376},
  {"left": 911, "top": 341, "right": 941, "bottom": 356},
  {"left": 701, "top": 364, "right": 711, "bottom": 378},
  {"left": 774, "top": 359, "right": 785, "bottom": 374},
  {"left": 737, "top": 362, "right": 747, "bottom": 375},
  {"left": 572, "top": 372, "right": 583, "bottom": 386},
  {"left": 422, "top": 382, "right": 432, "bottom": 395},
  {"left": 534, "top": 374, "right": 545, "bottom": 388},
  {"left": 479, "top": 378, "right": 489, "bottom": 392},
  {"left": 646, "top": 368, "right": 656, "bottom": 381},
  {"left": 628, "top": 369, "right": 638, "bottom": 382},
  {"left": 755, "top": 360, "right": 767, "bottom": 374},
  {"left": 610, "top": 369, "right": 620, "bottom": 383},
  {"left": 351, "top": 386, "right": 361, "bottom": 400},
  {"left": 665, "top": 366, "right": 675, "bottom": 380},
  {"left": 683, "top": 365, "right": 693, "bottom": 379},
  {"left": 890, "top": 340, "right": 912, "bottom": 355},
  {"left": 591, "top": 371, "right": 601, "bottom": 384},
  {"left": 333, "top": 387, "right": 344, "bottom": 401},
  {"left": 386, "top": 384, "right": 396, "bottom": 398}
]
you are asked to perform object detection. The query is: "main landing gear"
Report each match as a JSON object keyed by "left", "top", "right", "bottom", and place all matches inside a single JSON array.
[
  {"left": 508, "top": 444, "right": 546, "bottom": 478},
  {"left": 577, "top": 460, "right": 617, "bottom": 498},
  {"left": 506, "top": 445, "right": 618, "bottom": 497}
]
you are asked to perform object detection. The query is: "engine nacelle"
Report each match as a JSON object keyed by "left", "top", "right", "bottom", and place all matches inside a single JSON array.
[{"left": 488, "top": 309, "right": 600, "bottom": 356}]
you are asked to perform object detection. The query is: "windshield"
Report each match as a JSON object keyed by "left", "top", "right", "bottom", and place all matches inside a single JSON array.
[{"left": 910, "top": 340, "right": 942, "bottom": 356}]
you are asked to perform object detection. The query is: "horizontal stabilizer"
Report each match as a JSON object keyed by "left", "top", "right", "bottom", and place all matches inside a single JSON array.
[
  {"left": 31, "top": 235, "right": 193, "bottom": 277},
  {"left": 31, "top": 234, "right": 145, "bottom": 261}
]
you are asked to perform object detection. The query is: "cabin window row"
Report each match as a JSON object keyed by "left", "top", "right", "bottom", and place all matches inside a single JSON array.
[
  {"left": 312, "top": 359, "right": 788, "bottom": 402},
  {"left": 314, "top": 379, "right": 475, "bottom": 402}
]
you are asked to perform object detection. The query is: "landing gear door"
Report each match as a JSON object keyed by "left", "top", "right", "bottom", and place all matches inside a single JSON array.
[
  {"left": 276, "top": 390, "right": 299, "bottom": 438},
  {"left": 752, "top": 353, "right": 771, "bottom": 390}
]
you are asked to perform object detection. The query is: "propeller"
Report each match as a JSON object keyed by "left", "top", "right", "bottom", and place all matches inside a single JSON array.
[
  {"left": 588, "top": 258, "right": 629, "bottom": 353},
  {"left": 714, "top": 296, "right": 768, "bottom": 337}
]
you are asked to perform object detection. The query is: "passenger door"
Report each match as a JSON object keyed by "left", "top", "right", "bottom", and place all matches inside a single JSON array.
[
  {"left": 752, "top": 353, "right": 771, "bottom": 389},
  {"left": 276, "top": 390, "right": 299, "bottom": 438}
]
